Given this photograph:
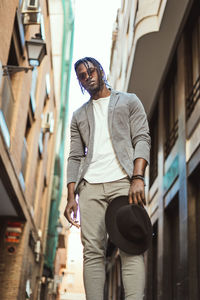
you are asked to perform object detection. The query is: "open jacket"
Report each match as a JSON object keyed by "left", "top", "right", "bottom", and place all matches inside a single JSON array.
[{"left": 67, "top": 89, "right": 151, "bottom": 192}]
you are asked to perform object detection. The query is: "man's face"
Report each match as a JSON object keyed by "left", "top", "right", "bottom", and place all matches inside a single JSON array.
[{"left": 76, "top": 61, "right": 103, "bottom": 95}]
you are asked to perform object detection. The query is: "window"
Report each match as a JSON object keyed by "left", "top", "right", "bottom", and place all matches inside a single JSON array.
[
  {"left": 163, "top": 56, "right": 178, "bottom": 159},
  {"left": 149, "top": 105, "right": 158, "bottom": 187},
  {"left": 32, "top": 155, "right": 41, "bottom": 205},
  {"left": 188, "top": 167, "right": 200, "bottom": 297},
  {"left": 21, "top": 138, "right": 28, "bottom": 180},
  {"left": 0, "top": 9, "right": 25, "bottom": 149},
  {"left": 185, "top": 2, "right": 200, "bottom": 119},
  {"left": 44, "top": 73, "right": 51, "bottom": 106},
  {"left": 30, "top": 67, "right": 38, "bottom": 115},
  {"left": 7, "top": 9, "right": 25, "bottom": 68},
  {"left": 164, "top": 196, "right": 179, "bottom": 299},
  {"left": 25, "top": 105, "right": 33, "bottom": 139},
  {"left": 0, "top": 76, "right": 15, "bottom": 132},
  {"left": 20, "top": 100, "right": 35, "bottom": 190},
  {"left": 45, "top": 73, "right": 51, "bottom": 98},
  {"left": 38, "top": 130, "right": 44, "bottom": 158},
  {"left": 19, "top": 137, "right": 28, "bottom": 190},
  {"left": 7, "top": 37, "right": 19, "bottom": 67},
  {"left": 15, "top": 8, "right": 25, "bottom": 55},
  {"left": 0, "top": 76, "right": 15, "bottom": 148},
  {"left": 146, "top": 221, "right": 158, "bottom": 300}
]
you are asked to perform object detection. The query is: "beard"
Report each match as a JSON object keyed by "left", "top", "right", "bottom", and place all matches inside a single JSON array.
[{"left": 85, "top": 78, "right": 104, "bottom": 96}]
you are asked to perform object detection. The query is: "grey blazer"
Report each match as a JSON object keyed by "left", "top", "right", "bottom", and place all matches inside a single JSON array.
[{"left": 67, "top": 90, "right": 151, "bottom": 191}]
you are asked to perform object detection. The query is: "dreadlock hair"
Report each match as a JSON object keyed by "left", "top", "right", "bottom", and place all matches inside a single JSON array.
[{"left": 74, "top": 57, "right": 110, "bottom": 94}]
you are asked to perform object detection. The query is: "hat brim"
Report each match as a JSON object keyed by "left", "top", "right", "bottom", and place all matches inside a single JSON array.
[{"left": 105, "top": 196, "right": 152, "bottom": 255}]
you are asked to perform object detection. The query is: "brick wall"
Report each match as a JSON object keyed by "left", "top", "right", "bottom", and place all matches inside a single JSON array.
[{"left": 0, "top": 1, "right": 58, "bottom": 299}]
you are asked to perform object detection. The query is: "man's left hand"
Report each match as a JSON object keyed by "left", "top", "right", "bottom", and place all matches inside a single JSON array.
[{"left": 128, "top": 179, "right": 146, "bottom": 206}]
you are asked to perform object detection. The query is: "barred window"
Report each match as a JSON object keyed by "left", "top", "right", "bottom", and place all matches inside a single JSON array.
[
  {"left": 149, "top": 104, "right": 158, "bottom": 187},
  {"left": 185, "top": 3, "right": 200, "bottom": 119},
  {"left": 163, "top": 56, "right": 178, "bottom": 159}
]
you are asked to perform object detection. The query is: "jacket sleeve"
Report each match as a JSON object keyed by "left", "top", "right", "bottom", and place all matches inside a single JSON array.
[
  {"left": 129, "top": 94, "right": 151, "bottom": 164},
  {"left": 67, "top": 113, "right": 85, "bottom": 185}
]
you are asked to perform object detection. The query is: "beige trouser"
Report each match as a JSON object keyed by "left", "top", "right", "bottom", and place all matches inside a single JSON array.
[{"left": 78, "top": 177, "right": 145, "bottom": 300}]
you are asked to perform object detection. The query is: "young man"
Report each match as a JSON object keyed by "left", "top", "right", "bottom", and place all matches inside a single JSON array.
[{"left": 64, "top": 57, "right": 151, "bottom": 300}]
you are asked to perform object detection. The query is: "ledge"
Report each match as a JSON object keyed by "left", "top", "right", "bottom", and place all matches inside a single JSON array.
[{"left": 126, "top": 0, "right": 192, "bottom": 116}]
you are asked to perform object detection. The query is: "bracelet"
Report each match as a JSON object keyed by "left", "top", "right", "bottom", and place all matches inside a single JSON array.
[{"left": 131, "top": 175, "right": 146, "bottom": 186}]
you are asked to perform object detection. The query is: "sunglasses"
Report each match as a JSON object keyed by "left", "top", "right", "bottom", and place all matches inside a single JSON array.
[{"left": 77, "top": 67, "right": 97, "bottom": 82}]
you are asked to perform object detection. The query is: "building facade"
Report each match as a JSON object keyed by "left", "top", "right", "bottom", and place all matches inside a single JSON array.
[
  {"left": 108, "top": 0, "right": 200, "bottom": 299},
  {"left": 0, "top": 1, "right": 58, "bottom": 299},
  {"left": 40, "top": 0, "right": 75, "bottom": 299}
]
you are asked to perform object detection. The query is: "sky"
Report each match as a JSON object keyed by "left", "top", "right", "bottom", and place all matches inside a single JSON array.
[
  {"left": 65, "top": 2, "right": 121, "bottom": 293},
  {"left": 68, "top": 0, "right": 121, "bottom": 118}
]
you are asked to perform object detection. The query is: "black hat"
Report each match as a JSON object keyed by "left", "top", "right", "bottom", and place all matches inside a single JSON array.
[{"left": 105, "top": 196, "right": 152, "bottom": 255}]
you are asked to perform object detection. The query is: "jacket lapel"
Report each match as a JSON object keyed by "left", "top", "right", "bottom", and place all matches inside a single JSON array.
[
  {"left": 108, "top": 90, "right": 120, "bottom": 134},
  {"left": 85, "top": 100, "right": 94, "bottom": 156},
  {"left": 85, "top": 99, "right": 94, "bottom": 129}
]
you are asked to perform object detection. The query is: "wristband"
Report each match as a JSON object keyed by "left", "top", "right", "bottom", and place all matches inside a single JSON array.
[{"left": 131, "top": 175, "right": 146, "bottom": 186}]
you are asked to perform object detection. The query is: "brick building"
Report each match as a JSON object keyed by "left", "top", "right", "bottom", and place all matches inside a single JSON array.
[
  {"left": 40, "top": 1, "right": 74, "bottom": 299},
  {"left": 0, "top": 1, "right": 58, "bottom": 299},
  {"left": 108, "top": 0, "right": 200, "bottom": 299}
]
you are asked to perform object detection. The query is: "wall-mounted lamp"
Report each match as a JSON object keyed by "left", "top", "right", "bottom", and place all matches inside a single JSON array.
[
  {"left": 3, "top": 34, "right": 47, "bottom": 75},
  {"left": 26, "top": 34, "right": 47, "bottom": 67}
]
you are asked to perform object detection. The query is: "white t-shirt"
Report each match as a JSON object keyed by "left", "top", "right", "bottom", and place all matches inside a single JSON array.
[{"left": 84, "top": 96, "right": 127, "bottom": 183}]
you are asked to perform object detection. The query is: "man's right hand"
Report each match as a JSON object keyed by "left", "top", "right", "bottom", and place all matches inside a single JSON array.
[{"left": 64, "top": 182, "right": 80, "bottom": 228}]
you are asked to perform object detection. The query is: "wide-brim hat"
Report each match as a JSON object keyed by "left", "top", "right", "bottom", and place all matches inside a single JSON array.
[{"left": 105, "top": 196, "right": 152, "bottom": 255}]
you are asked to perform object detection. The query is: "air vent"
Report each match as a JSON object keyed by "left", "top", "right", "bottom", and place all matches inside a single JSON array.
[{"left": 27, "top": 0, "right": 39, "bottom": 10}]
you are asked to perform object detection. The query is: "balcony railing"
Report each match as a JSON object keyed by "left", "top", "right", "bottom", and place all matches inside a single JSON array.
[
  {"left": 186, "top": 75, "right": 200, "bottom": 120},
  {"left": 149, "top": 158, "right": 158, "bottom": 188},
  {"left": 164, "top": 119, "right": 178, "bottom": 159}
]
